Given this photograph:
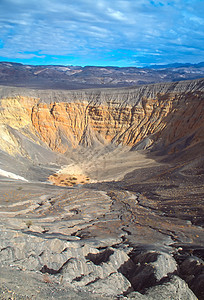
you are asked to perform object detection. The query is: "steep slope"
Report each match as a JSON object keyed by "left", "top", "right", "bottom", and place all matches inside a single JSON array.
[{"left": 0, "top": 79, "right": 203, "bottom": 159}]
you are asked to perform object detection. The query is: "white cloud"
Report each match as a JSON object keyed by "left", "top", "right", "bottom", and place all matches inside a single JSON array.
[
  {"left": 106, "top": 8, "right": 126, "bottom": 21},
  {"left": 0, "top": 0, "right": 203, "bottom": 65}
]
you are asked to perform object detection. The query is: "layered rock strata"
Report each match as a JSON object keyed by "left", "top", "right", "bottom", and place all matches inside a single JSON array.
[{"left": 0, "top": 78, "right": 203, "bottom": 157}]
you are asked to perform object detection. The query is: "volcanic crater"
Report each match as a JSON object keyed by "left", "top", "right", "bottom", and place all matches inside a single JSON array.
[{"left": 0, "top": 78, "right": 204, "bottom": 299}]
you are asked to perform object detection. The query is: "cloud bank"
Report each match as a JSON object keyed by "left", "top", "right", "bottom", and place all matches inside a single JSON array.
[{"left": 0, "top": 0, "right": 203, "bottom": 66}]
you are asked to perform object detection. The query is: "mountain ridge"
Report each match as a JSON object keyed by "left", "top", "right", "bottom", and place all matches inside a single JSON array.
[{"left": 0, "top": 61, "right": 204, "bottom": 90}]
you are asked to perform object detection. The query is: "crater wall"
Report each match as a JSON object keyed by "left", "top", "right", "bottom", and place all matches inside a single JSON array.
[{"left": 0, "top": 78, "right": 203, "bottom": 158}]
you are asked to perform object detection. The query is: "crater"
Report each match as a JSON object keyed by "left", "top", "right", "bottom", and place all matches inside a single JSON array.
[{"left": 0, "top": 79, "right": 203, "bottom": 299}]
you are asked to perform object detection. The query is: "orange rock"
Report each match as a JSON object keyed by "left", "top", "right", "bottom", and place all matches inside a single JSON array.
[{"left": 0, "top": 89, "right": 203, "bottom": 155}]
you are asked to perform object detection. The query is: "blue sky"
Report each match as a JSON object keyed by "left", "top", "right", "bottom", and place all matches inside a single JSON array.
[{"left": 0, "top": 0, "right": 203, "bottom": 67}]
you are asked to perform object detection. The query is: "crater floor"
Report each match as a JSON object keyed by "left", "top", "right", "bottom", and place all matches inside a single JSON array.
[{"left": 0, "top": 147, "right": 203, "bottom": 299}]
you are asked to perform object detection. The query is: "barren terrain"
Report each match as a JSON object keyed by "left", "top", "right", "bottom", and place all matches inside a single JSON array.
[
  {"left": 0, "top": 79, "right": 203, "bottom": 299},
  {"left": 0, "top": 61, "right": 204, "bottom": 89}
]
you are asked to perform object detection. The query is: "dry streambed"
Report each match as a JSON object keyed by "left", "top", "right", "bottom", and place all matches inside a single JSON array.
[{"left": 0, "top": 178, "right": 203, "bottom": 299}]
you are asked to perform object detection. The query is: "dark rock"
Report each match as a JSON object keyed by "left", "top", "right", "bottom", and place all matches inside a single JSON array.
[
  {"left": 144, "top": 275, "right": 197, "bottom": 300},
  {"left": 179, "top": 256, "right": 204, "bottom": 299},
  {"left": 127, "top": 251, "right": 177, "bottom": 291}
]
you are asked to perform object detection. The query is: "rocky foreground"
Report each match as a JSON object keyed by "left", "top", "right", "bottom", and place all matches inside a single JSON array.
[
  {"left": 0, "top": 79, "right": 203, "bottom": 299},
  {"left": 0, "top": 175, "right": 203, "bottom": 299}
]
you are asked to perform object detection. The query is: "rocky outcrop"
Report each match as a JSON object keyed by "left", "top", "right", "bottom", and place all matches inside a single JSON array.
[
  {"left": 178, "top": 255, "right": 204, "bottom": 299},
  {"left": 143, "top": 275, "right": 198, "bottom": 300},
  {"left": 0, "top": 182, "right": 203, "bottom": 298},
  {"left": 127, "top": 276, "right": 198, "bottom": 299},
  {"left": 0, "top": 226, "right": 198, "bottom": 299},
  {"left": 0, "top": 228, "right": 131, "bottom": 296},
  {"left": 122, "top": 251, "right": 178, "bottom": 292}
]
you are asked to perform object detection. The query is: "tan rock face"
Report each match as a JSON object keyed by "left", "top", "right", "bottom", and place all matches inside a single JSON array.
[
  {"left": 0, "top": 96, "right": 38, "bottom": 155},
  {"left": 31, "top": 102, "right": 88, "bottom": 152},
  {"left": 0, "top": 82, "right": 203, "bottom": 156},
  {"left": 29, "top": 92, "right": 203, "bottom": 153}
]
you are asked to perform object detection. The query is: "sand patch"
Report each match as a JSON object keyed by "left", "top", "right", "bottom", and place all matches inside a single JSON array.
[
  {"left": 49, "top": 173, "right": 90, "bottom": 187},
  {"left": 48, "top": 164, "right": 90, "bottom": 187}
]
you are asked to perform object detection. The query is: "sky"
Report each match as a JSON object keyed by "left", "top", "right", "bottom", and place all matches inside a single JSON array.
[{"left": 0, "top": 0, "right": 203, "bottom": 67}]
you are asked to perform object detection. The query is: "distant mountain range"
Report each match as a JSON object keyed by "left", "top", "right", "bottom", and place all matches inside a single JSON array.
[
  {"left": 0, "top": 61, "right": 204, "bottom": 89},
  {"left": 146, "top": 62, "right": 204, "bottom": 69}
]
